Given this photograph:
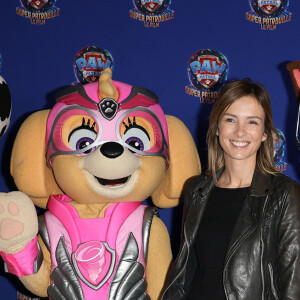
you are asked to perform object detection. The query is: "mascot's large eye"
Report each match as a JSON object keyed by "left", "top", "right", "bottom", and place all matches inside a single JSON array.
[
  {"left": 121, "top": 117, "right": 151, "bottom": 152},
  {"left": 68, "top": 118, "right": 97, "bottom": 154}
]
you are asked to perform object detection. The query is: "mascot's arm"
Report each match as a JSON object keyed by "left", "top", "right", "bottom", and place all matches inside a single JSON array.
[
  {"left": 19, "top": 235, "right": 51, "bottom": 297},
  {"left": 0, "top": 192, "right": 51, "bottom": 297},
  {"left": 146, "top": 215, "right": 172, "bottom": 300}
]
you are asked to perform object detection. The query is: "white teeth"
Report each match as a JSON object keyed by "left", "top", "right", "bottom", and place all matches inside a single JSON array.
[{"left": 231, "top": 141, "right": 249, "bottom": 147}]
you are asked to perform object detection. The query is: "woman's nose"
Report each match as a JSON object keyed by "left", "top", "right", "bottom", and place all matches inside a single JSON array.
[{"left": 235, "top": 123, "right": 246, "bottom": 137}]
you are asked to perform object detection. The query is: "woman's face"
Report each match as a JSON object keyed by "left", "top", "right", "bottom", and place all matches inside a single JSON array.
[{"left": 217, "top": 95, "right": 267, "bottom": 165}]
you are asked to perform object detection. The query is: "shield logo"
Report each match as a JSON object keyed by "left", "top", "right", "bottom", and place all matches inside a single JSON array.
[
  {"left": 195, "top": 55, "right": 227, "bottom": 89},
  {"left": 98, "top": 98, "right": 119, "bottom": 120},
  {"left": 72, "top": 241, "right": 116, "bottom": 290},
  {"left": 28, "top": 0, "right": 48, "bottom": 10},
  {"left": 258, "top": 0, "right": 281, "bottom": 15},
  {"left": 188, "top": 49, "right": 229, "bottom": 92},
  {"left": 141, "top": 0, "right": 163, "bottom": 13},
  {"left": 82, "top": 52, "right": 110, "bottom": 83},
  {"left": 74, "top": 46, "right": 114, "bottom": 84}
]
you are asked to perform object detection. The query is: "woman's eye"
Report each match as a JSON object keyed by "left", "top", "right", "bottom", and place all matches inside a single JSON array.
[
  {"left": 68, "top": 128, "right": 97, "bottom": 154},
  {"left": 225, "top": 118, "right": 236, "bottom": 123},
  {"left": 249, "top": 120, "right": 258, "bottom": 125},
  {"left": 122, "top": 128, "right": 151, "bottom": 152}
]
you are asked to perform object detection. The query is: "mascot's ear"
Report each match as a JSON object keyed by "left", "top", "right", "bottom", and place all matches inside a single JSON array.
[
  {"left": 10, "top": 110, "right": 61, "bottom": 209},
  {"left": 152, "top": 115, "right": 201, "bottom": 208}
]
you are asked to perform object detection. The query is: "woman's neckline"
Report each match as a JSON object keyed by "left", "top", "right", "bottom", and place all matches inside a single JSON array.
[{"left": 214, "top": 185, "right": 250, "bottom": 190}]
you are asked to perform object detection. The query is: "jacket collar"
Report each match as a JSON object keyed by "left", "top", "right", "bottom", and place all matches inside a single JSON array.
[
  {"left": 249, "top": 169, "right": 273, "bottom": 196},
  {"left": 193, "top": 167, "right": 273, "bottom": 197}
]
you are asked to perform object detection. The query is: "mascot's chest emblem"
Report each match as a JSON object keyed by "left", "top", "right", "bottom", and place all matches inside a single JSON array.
[{"left": 72, "top": 241, "right": 116, "bottom": 290}]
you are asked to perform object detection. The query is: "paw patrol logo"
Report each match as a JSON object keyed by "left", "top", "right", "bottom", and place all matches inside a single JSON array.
[
  {"left": 74, "top": 46, "right": 114, "bottom": 84},
  {"left": 129, "top": 0, "right": 174, "bottom": 28},
  {"left": 246, "top": 0, "right": 292, "bottom": 30},
  {"left": 258, "top": 0, "right": 281, "bottom": 14},
  {"left": 16, "top": 0, "right": 60, "bottom": 24},
  {"left": 142, "top": 0, "right": 163, "bottom": 13},
  {"left": 191, "top": 55, "right": 225, "bottom": 89},
  {"left": 185, "top": 49, "right": 229, "bottom": 104},
  {"left": 27, "top": 0, "right": 47, "bottom": 10},
  {"left": 273, "top": 129, "right": 287, "bottom": 172}
]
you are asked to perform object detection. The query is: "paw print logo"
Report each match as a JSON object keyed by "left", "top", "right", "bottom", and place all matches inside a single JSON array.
[{"left": 98, "top": 98, "right": 119, "bottom": 120}]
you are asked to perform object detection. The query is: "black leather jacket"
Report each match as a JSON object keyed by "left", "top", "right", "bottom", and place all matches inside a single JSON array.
[{"left": 162, "top": 169, "right": 300, "bottom": 300}]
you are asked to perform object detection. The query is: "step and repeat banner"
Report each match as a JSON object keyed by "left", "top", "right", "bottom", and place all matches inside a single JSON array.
[{"left": 0, "top": 1, "right": 300, "bottom": 298}]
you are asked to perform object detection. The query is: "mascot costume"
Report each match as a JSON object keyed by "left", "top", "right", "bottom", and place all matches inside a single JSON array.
[
  {"left": 0, "top": 68, "right": 201, "bottom": 299},
  {"left": 286, "top": 61, "right": 300, "bottom": 153}
]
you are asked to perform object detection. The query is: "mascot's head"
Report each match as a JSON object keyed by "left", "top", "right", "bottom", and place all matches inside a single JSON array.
[
  {"left": 44, "top": 68, "right": 169, "bottom": 204},
  {"left": 10, "top": 68, "right": 200, "bottom": 209},
  {"left": 46, "top": 69, "right": 169, "bottom": 167}
]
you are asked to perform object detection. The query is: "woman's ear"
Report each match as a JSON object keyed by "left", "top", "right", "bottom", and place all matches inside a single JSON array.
[
  {"left": 10, "top": 110, "right": 61, "bottom": 208},
  {"left": 152, "top": 115, "right": 201, "bottom": 208},
  {"left": 262, "top": 132, "right": 267, "bottom": 141}
]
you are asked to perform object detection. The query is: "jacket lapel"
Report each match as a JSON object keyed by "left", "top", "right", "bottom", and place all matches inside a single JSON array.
[
  {"left": 224, "top": 170, "right": 273, "bottom": 265},
  {"left": 184, "top": 169, "right": 222, "bottom": 244}
]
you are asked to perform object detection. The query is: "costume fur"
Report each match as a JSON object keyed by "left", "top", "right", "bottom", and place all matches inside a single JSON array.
[{"left": 0, "top": 69, "right": 200, "bottom": 299}]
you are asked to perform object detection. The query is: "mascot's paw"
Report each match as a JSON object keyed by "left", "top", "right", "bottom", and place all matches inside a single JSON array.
[{"left": 0, "top": 192, "right": 38, "bottom": 254}]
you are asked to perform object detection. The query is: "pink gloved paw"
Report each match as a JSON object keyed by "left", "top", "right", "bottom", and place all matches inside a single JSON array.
[{"left": 0, "top": 192, "right": 38, "bottom": 254}]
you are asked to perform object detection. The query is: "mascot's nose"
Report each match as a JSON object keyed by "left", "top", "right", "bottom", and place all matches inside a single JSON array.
[{"left": 100, "top": 142, "right": 124, "bottom": 158}]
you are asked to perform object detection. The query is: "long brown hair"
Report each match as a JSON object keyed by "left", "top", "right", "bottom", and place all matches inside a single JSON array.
[{"left": 207, "top": 79, "right": 278, "bottom": 179}]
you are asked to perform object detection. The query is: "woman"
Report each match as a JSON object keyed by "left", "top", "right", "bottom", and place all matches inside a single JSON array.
[{"left": 162, "top": 79, "right": 300, "bottom": 300}]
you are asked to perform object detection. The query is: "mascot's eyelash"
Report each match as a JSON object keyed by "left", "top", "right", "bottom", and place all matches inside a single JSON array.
[
  {"left": 68, "top": 118, "right": 97, "bottom": 142},
  {"left": 122, "top": 117, "right": 138, "bottom": 130},
  {"left": 81, "top": 117, "right": 97, "bottom": 132},
  {"left": 122, "top": 117, "right": 150, "bottom": 139}
]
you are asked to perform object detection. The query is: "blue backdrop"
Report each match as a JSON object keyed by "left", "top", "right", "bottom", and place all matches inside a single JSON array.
[{"left": 1, "top": 1, "right": 300, "bottom": 298}]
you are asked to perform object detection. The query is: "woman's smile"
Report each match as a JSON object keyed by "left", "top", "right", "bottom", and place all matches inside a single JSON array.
[{"left": 230, "top": 140, "right": 250, "bottom": 147}]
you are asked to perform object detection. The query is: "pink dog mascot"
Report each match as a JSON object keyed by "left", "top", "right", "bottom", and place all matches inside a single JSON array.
[{"left": 0, "top": 69, "right": 200, "bottom": 299}]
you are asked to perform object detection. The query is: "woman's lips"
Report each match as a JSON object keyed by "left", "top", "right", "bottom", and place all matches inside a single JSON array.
[{"left": 230, "top": 140, "right": 250, "bottom": 147}]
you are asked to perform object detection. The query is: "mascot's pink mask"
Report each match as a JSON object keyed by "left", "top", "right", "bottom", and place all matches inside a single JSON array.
[{"left": 45, "top": 81, "right": 169, "bottom": 167}]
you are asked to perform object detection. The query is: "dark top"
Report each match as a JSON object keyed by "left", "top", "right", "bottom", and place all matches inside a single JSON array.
[{"left": 188, "top": 186, "right": 249, "bottom": 299}]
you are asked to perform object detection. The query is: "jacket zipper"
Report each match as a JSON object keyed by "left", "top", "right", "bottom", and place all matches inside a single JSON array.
[
  {"left": 260, "top": 195, "right": 271, "bottom": 300},
  {"left": 260, "top": 197, "right": 267, "bottom": 299},
  {"left": 223, "top": 224, "right": 257, "bottom": 299},
  {"left": 223, "top": 194, "right": 268, "bottom": 299},
  {"left": 268, "top": 263, "right": 279, "bottom": 300}
]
